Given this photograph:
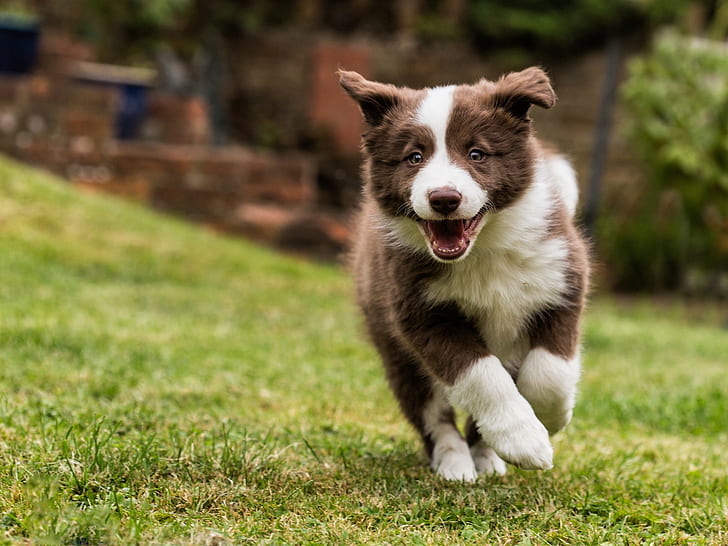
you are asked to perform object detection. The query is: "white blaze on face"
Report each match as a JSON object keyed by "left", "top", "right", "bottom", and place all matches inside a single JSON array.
[{"left": 410, "top": 86, "right": 487, "bottom": 220}]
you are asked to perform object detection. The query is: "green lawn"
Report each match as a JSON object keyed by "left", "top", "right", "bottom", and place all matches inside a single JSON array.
[{"left": 0, "top": 155, "right": 726, "bottom": 545}]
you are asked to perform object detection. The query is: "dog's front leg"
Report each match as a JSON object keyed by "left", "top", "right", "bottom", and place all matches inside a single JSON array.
[
  {"left": 517, "top": 348, "right": 581, "bottom": 435},
  {"left": 399, "top": 302, "right": 553, "bottom": 472},
  {"left": 518, "top": 305, "right": 584, "bottom": 435},
  {"left": 443, "top": 356, "right": 553, "bottom": 470}
]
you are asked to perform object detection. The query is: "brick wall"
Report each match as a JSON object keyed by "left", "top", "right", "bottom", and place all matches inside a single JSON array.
[
  {"left": 78, "top": 142, "right": 316, "bottom": 242},
  {"left": 0, "top": 72, "right": 323, "bottom": 255},
  {"left": 140, "top": 93, "right": 210, "bottom": 145},
  {"left": 308, "top": 42, "right": 371, "bottom": 156},
  {"left": 0, "top": 29, "right": 338, "bottom": 257},
  {"left": 0, "top": 74, "right": 117, "bottom": 186}
]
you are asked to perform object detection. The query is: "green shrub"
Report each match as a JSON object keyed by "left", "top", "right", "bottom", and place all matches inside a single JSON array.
[
  {"left": 603, "top": 31, "right": 728, "bottom": 292},
  {"left": 467, "top": 0, "right": 643, "bottom": 53}
]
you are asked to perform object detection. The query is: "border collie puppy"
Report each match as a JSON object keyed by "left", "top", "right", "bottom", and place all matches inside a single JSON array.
[{"left": 339, "top": 68, "right": 589, "bottom": 481}]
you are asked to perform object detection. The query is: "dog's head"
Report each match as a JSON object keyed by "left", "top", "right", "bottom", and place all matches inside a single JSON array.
[{"left": 339, "top": 68, "right": 556, "bottom": 262}]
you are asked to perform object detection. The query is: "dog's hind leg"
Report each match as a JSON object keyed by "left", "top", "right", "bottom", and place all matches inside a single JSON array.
[
  {"left": 465, "top": 416, "right": 507, "bottom": 476},
  {"left": 376, "top": 334, "right": 477, "bottom": 482},
  {"left": 422, "top": 386, "right": 478, "bottom": 482}
]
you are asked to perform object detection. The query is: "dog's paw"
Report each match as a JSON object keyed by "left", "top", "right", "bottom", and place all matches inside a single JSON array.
[
  {"left": 431, "top": 443, "right": 478, "bottom": 482},
  {"left": 470, "top": 442, "right": 507, "bottom": 476},
  {"left": 483, "top": 417, "right": 553, "bottom": 471},
  {"left": 539, "top": 407, "right": 573, "bottom": 436}
]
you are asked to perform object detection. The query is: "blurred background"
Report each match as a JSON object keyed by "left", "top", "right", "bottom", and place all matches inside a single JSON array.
[{"left": 0, "top": 0, "right": 726, "bottom": 296}]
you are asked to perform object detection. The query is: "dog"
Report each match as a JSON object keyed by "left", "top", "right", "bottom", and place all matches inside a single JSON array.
[{"left": 338, "top": 67, "right": 589, "bottom": 481}]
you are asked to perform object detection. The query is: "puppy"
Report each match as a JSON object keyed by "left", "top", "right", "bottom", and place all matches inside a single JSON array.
[{"left": 339, "top": 68, "right": 589, "bottom": 481}]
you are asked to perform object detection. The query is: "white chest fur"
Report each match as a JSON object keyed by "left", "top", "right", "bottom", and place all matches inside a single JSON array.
[{"left": 425, "top": 177, "right": 569, "bottom": 370}]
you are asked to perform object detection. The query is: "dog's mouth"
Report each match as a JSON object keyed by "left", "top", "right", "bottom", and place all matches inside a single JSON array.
[{"left": 419, "top": 210, "right": 486, "bottom": 261}]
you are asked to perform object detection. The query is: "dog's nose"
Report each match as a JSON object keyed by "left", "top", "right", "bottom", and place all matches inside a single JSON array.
[{"left": 428, "top": 188, "right": 462, "bottom": 215}]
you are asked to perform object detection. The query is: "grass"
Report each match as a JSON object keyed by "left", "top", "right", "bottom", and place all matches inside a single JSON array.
[{"left": 0, "top": 155, "right": 726, "bottom": 545}]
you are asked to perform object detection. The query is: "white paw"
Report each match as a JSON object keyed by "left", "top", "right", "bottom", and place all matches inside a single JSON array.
[
  {"left": 432, "top": 444, "right": 478, "bottom": 482},
  {"left": 442, "top": 355, "right": 555, "bottom": 472},
  {"left": 482, "top": 415, "right": 553, "bottom": 471},
  {"left": 470, "top": 442, "right": 507, "bottom": 476},
  {"left": 539, "top": 407, "right": 573, "bottom": 436}
]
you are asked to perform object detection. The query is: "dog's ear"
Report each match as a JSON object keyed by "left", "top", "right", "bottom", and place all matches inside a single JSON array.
[
  {"left": 338, "top": 70, "right": 402, "bottom": 126},
  {"left": 489, "top": 67, "right": 556, "bottom": 120}
]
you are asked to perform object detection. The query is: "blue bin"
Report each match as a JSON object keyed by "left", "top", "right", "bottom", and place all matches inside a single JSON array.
[
  {"left": 73, "top": 74, "right": 151, "bottom": 141},
  {"left": 115, "top": 83, "right": 148, "bottom": 140},
  {"left": 0, "top": 19, "right": 39, "bottom": 74}
]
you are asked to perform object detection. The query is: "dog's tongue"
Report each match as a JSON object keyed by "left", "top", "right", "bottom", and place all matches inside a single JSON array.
[{"left": 425, "top": 220, "right": 468, "bottom": 260}]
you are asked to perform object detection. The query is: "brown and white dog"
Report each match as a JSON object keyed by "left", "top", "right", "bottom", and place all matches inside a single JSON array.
[{"left": 339, "top": 67, "right": 589, "bottom": 481}]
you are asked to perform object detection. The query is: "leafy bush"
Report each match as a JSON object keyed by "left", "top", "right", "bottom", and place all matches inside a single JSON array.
[
  {"left": 603, "top": 31, "right": 728, "bottom": 292},
  {"left": 467, "top": 0, "right": 643, "bottom": 53}
]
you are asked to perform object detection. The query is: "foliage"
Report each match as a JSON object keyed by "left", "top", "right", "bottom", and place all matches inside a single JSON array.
[
  {"left": 66, "top": 0, "right": 191, "bottom": 61},
  {"left": 636, "top": 0, "right": 703, "bottom": 25},
  {"left": 55, "top": 0, "right": 709, "bottom": 64},
  {"left": 465, "top": 0, "right": 719, "bottom": 54},
  {"left": 0, "top": 1, "right": 37, "bottom": 21},
  {"left": 62, "top": 0, "right": 298, "bottom": 61},
  {"left": 603, "top": 31, "right": 728, "bottom": 292},
  {"left": 1, "top": 156, "right": 728, "bottom": 543},
  {"left": 467, "top": 0, "right": 643, "bottom": 52}
]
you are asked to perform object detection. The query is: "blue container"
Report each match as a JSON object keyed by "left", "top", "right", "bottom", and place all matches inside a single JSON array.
[
  {"left": 0, "top": 18, "right": 39, "bottom": 74},
  {"left": 73, "top": 68, "right": 152, "bottom": 141},
  {"left": 115, "top": 83, "right": 149, "bottom": 140}
]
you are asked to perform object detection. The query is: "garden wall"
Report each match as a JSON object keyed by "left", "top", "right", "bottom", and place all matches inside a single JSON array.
[{"left": 0, "top": 72, "right": 323, "bottom": 254}]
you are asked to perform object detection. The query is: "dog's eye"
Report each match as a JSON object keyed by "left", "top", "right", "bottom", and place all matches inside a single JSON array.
[
  {"left": 468, "top": 149, "right": 486, "bottom": 162},
  {"left": 407, "top": 151, "right": 424, "bottom": 165}
]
